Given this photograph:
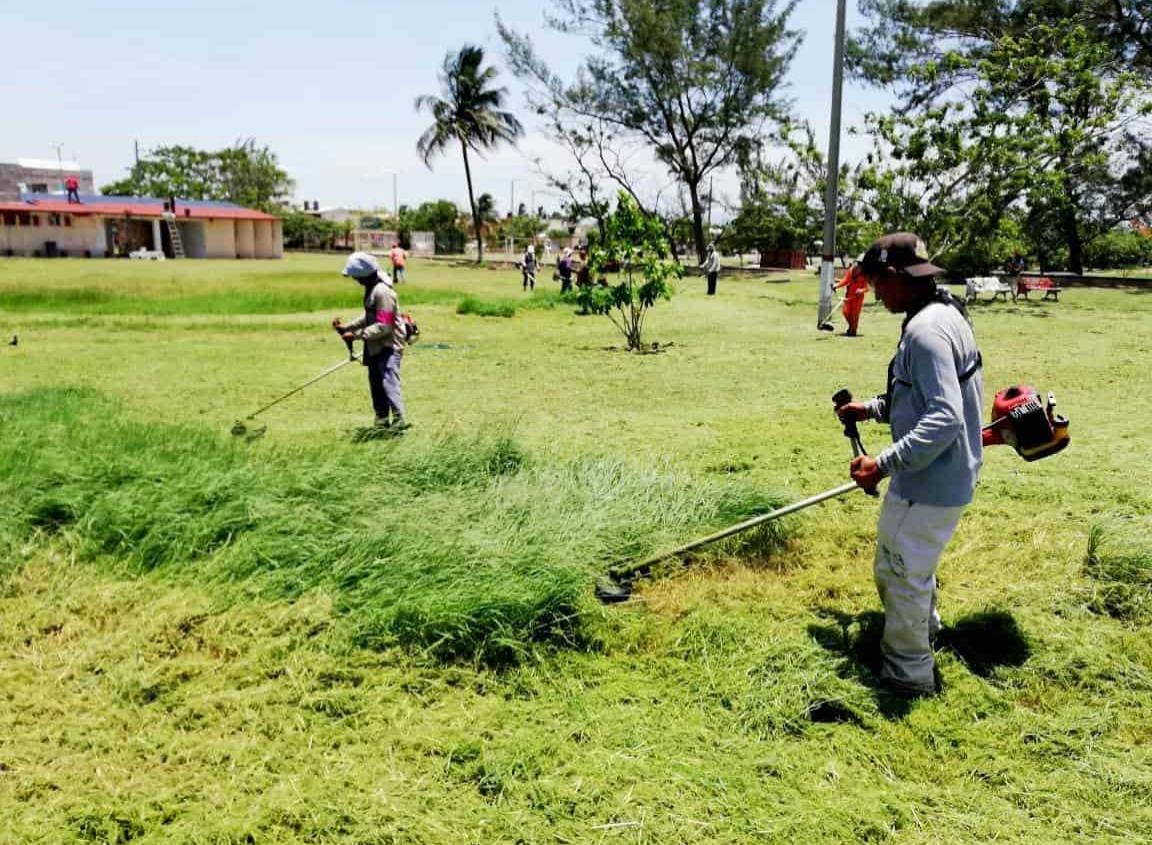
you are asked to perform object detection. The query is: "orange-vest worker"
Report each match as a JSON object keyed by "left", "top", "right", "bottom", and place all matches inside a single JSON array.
[{"left": 835, "top": 264, "right": 871, "bottom": 336}]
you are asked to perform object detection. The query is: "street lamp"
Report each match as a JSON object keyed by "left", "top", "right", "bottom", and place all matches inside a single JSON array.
[
  {"left": 382, "top": 169, "right": 399, "bottom": 223},
  {"left": 510, "top": 179, "right": 522, "bottom": 218}
]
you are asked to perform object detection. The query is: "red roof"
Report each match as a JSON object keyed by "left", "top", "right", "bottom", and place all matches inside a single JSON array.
[{"left": 0, "top": 197, "right": 277, "bottom": 222}]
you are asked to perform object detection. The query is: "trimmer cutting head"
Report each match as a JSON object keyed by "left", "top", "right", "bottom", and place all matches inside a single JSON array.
[{"left": 230, "top": 419, "right": 266, "bottom": 440}]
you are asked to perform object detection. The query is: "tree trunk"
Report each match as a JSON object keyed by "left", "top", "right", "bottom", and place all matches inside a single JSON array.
[
  {"left": 460, "top": 141, "right": 483, "bottom": 263},
  {"left": 1062, "top": 205, "right": 1084, "bottom": 275},
  {"left": 687, "top": 178, "right": 706, "bottom": 264}
]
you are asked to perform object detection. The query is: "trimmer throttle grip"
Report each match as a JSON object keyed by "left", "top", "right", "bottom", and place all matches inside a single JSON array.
[{"left": 332, "top": 323, "right": 356, "bottom": 360}]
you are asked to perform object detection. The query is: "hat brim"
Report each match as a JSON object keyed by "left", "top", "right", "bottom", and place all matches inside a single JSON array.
[
  {"left": 900, "top": 261, "right": 944, "bottom": 278},
  {"left": 860, "top": 258, "right": 944, "bottom": 279}
]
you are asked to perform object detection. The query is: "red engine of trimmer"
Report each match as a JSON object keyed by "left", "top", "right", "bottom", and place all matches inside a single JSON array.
[{"left": 983, "top": 385, "right": 1070, "bottom": 461}]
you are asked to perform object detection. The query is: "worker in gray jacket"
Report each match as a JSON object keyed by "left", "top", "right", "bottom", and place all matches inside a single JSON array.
[
  {"left": 333, "top": 252, "right": 409, "bottom": 430},
  {"left": 837, "top": 233, "right": 983, "bottom": 698}
]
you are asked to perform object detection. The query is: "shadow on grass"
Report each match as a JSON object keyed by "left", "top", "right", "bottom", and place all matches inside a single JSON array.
[{"left": 808, "top": 608, "right": 1031, "bottom": 719}]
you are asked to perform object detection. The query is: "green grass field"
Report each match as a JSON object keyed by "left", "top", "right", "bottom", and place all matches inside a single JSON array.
[{"left": 1, "top": 254, "right": 1149, "bottom": 844}]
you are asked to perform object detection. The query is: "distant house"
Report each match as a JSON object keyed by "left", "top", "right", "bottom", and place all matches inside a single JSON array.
[
  {"left": 0, "top": 158, "right": 93, "bottom": 202},
  {"left": 0, "top": 192, "right": 283, "bottom": 259}
]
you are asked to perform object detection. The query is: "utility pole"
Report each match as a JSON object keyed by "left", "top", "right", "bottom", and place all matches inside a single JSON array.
[
  {"left": 818, "top": 0, "right": 848, "bottom": 330},
  {"left": 134, "top": 139, "right": 140, "bottom": 166}
]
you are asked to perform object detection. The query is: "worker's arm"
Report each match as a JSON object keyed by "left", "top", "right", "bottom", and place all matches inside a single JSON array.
[
  {"left": 337, "top": 311, "right": 367, "bottom": 333},
  {"left": 875, "top": 328, "right": 964, "bottom": 476}
]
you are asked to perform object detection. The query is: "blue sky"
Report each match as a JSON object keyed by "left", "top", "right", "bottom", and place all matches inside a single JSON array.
[{"left": 2, "top": 0, "right": 889, "bottom": 213}]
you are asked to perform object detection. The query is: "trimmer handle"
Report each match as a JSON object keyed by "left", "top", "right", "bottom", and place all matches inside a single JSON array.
[
  {"left": 332, "top": 323, "right": 356, "bottom": 360},
  {"left": 832, "top": 387, "right": 863, "bottom": 448},
  {"left": 833, "top": 387, "right": 879, "bottom": 497}
]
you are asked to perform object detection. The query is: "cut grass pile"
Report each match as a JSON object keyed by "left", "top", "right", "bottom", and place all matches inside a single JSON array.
[{"left": 0, "top": 387, "right": 790, "bottom": 666}]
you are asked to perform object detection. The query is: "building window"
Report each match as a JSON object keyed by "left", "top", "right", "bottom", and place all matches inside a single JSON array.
[
  {"left": 49, "top": 214, "right": 62, "bottom": 226},
  {"left": 29, "top": 183, "right": 48, "bottom": 193},
  {"left": 64, "top": 216, "right": 73, "bottom": 227},
  {"left": 2, "top": 213, "right": 15, "bottom": 226},
  {"left": 17, "top": 213, "right": 31, "bottom": 226}
]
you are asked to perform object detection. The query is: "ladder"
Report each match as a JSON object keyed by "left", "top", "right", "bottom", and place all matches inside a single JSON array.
[{"left": 162, "top": 212, "right": 185, "bottom": 258}]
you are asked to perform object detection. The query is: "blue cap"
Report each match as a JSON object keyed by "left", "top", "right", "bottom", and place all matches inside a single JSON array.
[{"left": 342, "top": 252, "right": 382, "bottom": 279}]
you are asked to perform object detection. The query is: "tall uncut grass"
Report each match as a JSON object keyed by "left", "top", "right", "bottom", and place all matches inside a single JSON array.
[
  {"left": 0, "top": 388, "right": 790, "bottom": 665},
  {"left": 1085, "top": 522, "right": 1152, "bottom": 624}
]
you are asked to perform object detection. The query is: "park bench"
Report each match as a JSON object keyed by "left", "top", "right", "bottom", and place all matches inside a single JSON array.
[
  {"left": 965, "top": 276, "right": 1012, "bottom": 302},
  {"left": 1014, "top": 276, "right": 1062, "bottom": 301}
]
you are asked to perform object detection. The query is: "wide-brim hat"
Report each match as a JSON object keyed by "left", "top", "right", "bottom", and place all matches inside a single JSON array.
[{"left": 342, "top": 251, "right": 382, "bottom": 279}]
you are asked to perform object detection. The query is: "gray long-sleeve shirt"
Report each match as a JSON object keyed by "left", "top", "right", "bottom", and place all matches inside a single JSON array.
[
  {"left": 864, "top": 298, "right": 984, "bottom": 507},
  {"left": 341, "top": 281, "right": 406, "bottom": 356}
]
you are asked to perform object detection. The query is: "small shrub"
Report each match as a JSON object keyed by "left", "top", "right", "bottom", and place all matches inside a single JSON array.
[{"left": 580, "top": 192, "right": 681, "bottom": 351}]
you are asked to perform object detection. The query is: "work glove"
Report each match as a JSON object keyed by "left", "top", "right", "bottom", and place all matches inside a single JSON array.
[
  {"left": 836, "top": 402, "right": 869, "bottom": 423},
  {"left": 341, "top": 331, "right": 357, "bottom": 342},
  {"left": 849, "top": 455, "right": 885, "bottom": 493}
]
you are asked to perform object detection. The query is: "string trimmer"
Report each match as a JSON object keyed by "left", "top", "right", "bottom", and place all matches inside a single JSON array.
[
  {"left": 230, "top": 330, "right": 359, "bottom": 437},
  {"left": 595, "top": 382, "right": 1072, "bottom": 603}
]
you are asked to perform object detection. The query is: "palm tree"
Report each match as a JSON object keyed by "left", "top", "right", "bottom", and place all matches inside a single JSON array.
[{"left": 416, "top": 45, "right": 523, "bottom": 262}]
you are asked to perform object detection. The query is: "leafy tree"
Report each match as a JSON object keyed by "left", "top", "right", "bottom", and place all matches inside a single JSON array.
[
  {"left": 853, "top": 5, "right": 1152, "bottom": 274},
  {"left": 1083, "top": 227, "right": 1152, "bottom": 269},
  {"left": 499, "top": 0, "right": 800, "bottom": 264},
  {"left": 723, "top": 127, "right": 879, "bottom": 264},
  {"left": 397, "top": 200, "right": 468, "bottom": 254},
  {"left": 415, "top": 45, "right": 523, "bottom": 262},
  {"left": 100, "top": 139, "right": 293, "bottom": 212},
  {"left": 495, "top": 214, "right": 544, "bottom": 244},
  {"left": 853, "top": 1, "right": 1152, "bottom": 81},
  {"left": 280, "top": 210, "right": 340, "bottom": 250},
  {"left": 578, "top": 192, "right": 681, "bottom": 351},
  {"left": 399, "top": 200, "right": 463, "bottom": 232}
]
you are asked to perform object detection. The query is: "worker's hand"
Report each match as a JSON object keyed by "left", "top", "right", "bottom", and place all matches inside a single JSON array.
[
  {"left": 836, "top": 402, "right": 869, "bottom": 422},
  {"left": 850, "top": 455, "right": 885, "bottom": 492},
  {"left": 341, "top": 331, "right": 356, "bottom": 342}
]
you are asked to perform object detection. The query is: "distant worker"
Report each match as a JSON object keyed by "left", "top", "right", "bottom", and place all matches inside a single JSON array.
[
  {"left": 521, "top": 245, "right": 537, "bottom": 291},
  {"left": 834, "top": 263, "right": 871, "bottom": 336},
  {"left": 389, "top": 242, "right": 408, "bottom": 284},
  {"left": 575, "top": 248, "right": 591, "bottom": 289},
  {"left": 558, "top": 247, "right": 574, "bottom": 293},
  {"left": 700, "top": 242, "right": 721, "bottom": 296},
  {"left": 837, "top": 233, "right": 983, "bottom": 699},
  {"left": 332, "top": 252, "right": 409, "bottom": 431},
  {"left": 65, "top": 175, "right": 80, "bottom": 204}
]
